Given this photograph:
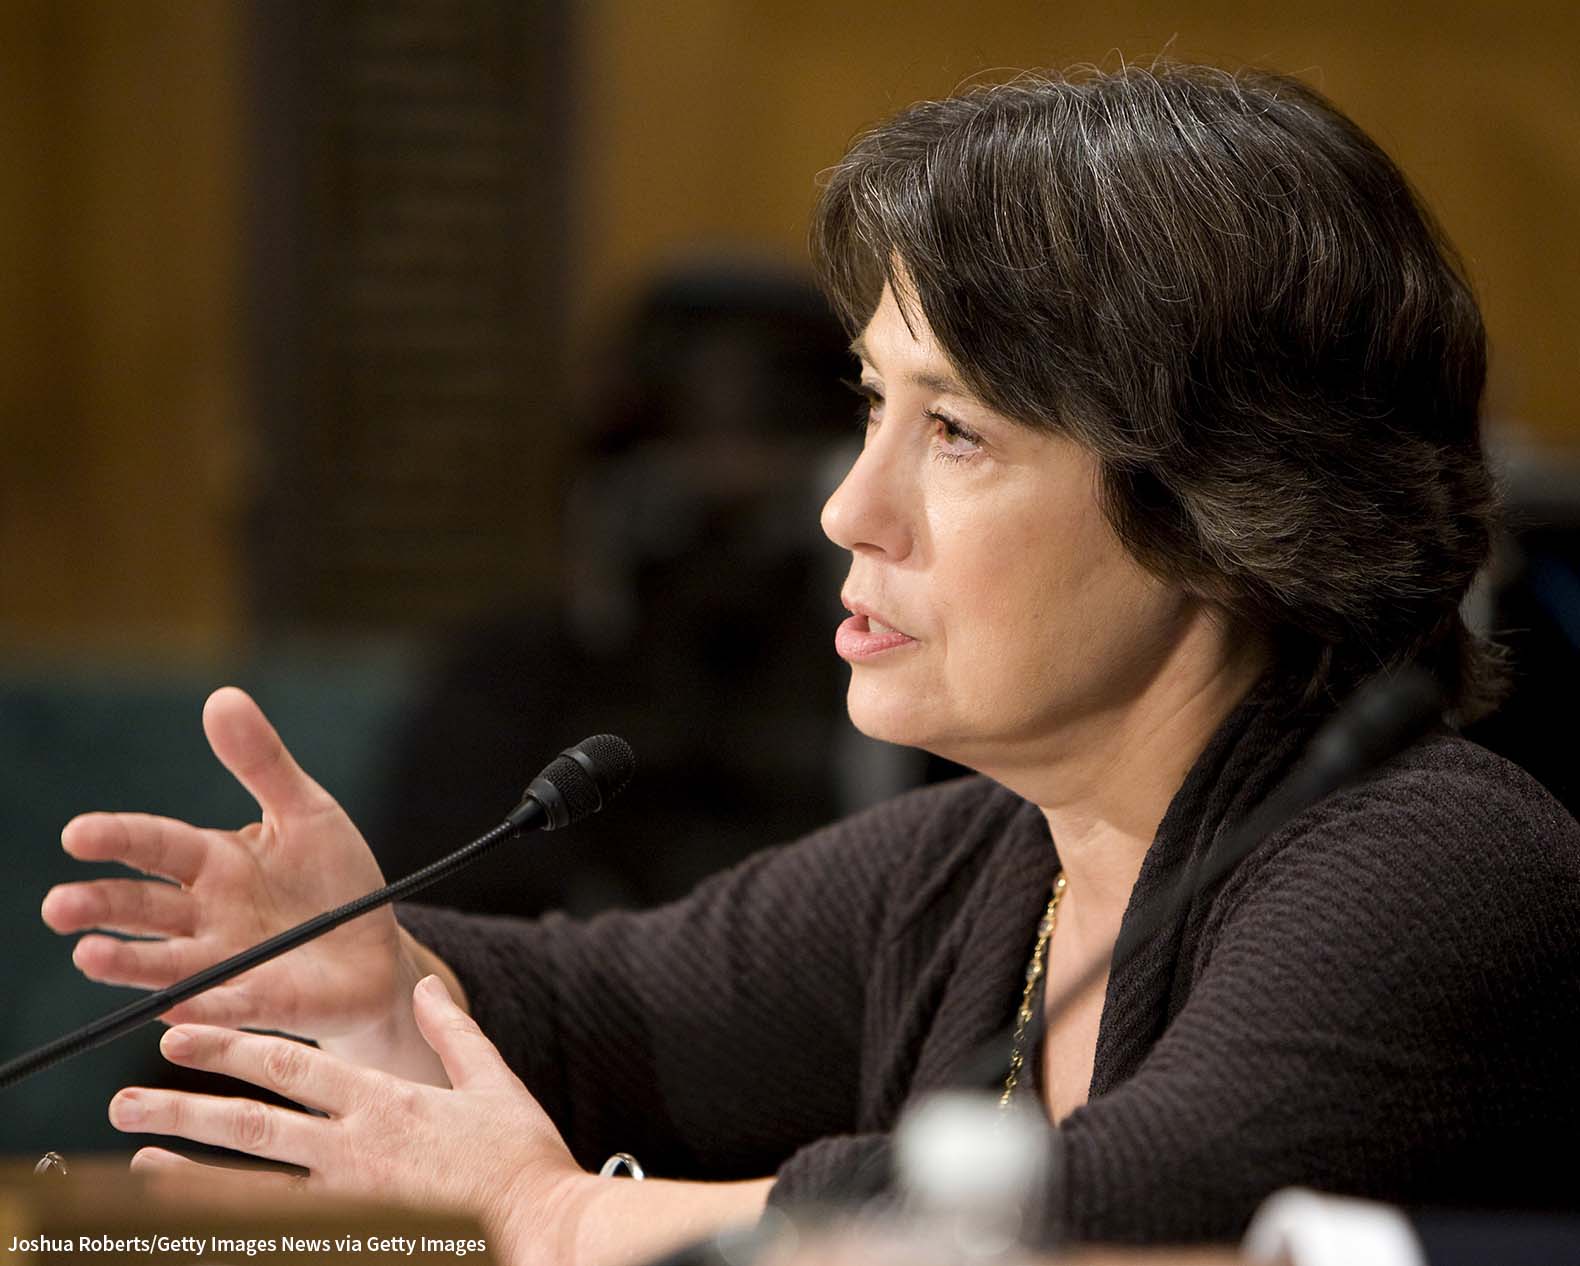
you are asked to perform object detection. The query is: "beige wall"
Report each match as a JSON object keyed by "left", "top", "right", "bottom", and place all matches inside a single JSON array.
[
  {"left": 0, "top": 0, "right": 245, "bottom": 656},
  {"left": 2, "top": 2, "right": 1576, "bottom": 650},
  {"left": 574, "top": 0, "right": 1580, "bottom": 439}
]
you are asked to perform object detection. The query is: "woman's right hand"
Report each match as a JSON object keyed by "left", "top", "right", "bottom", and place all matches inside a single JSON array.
[{"left": 41, "top": 686, "right": 446, "bottom": 1082}]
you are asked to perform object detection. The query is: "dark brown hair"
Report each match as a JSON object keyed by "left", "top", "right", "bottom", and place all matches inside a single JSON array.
[{"left": 811, "top": 63, "right": 1503, "bottom": 721}]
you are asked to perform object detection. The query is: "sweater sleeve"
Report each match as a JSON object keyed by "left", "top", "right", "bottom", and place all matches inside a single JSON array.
[
  {"left": 1045, "top": 756, "right": 1580, "bottom": 1245},
  {"left": 395, "top": 792, "right": 920, "bottom": 1180}
]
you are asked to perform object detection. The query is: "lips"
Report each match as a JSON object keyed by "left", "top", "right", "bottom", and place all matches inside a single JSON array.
[{"left": 835, "top": 601, "right": 918, "bottom": 661}]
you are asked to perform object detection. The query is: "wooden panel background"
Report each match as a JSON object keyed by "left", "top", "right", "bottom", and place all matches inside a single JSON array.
[
  {"left": 0, "top": 1, "right": 245, "bottom": 656},
  {"left": 2, "top": 0, "right": 1576, "bottom": 652},
  {"left": 572, "top": 0, "right": 1580, "bottom": 436}
]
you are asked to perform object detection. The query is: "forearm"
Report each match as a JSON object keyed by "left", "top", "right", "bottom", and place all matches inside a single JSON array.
[
  {"left": 320, "top": 926, "right": 469, "bottom": 1085},
  {"left": 556, "top": 1174, "right": 775, "bottom": 1266}
]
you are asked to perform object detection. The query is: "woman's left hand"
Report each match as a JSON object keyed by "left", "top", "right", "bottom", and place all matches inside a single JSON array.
[{"left": 111, "top": 975, "right": 595, "bottom": 1266}]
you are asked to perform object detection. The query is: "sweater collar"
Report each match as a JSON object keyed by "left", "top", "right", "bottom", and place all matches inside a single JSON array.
[{"left": 1085, "top": 669, "right": 1325, "bottom": 1095}]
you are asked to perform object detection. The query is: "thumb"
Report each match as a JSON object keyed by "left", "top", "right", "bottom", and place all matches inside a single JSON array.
[
  {"left": 413, "top": 974, "right": 511, "bottom": 1091},
  {"left": 202, "top": 686, "right": 333, "bottom": 825}
]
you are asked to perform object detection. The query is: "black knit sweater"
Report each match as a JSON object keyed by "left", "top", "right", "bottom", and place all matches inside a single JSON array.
[{"left": 398, "top": 682, "right": 1580, "bottom": 1244}]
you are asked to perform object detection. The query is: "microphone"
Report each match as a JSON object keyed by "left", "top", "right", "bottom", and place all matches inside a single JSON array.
[
  {"left": 1, "top": 734, "right": 634, "bottom": 1092},
  {"left": 509, "top": 733, "right": 636, "bottom": 830},
  {"left": 954, "top": 666, "right": 1446, "bottom": 1094}
]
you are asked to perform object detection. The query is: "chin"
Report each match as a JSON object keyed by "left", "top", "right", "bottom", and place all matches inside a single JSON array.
[
  {"left": 845, "top": 681, "right": 953, "bottom": 755},
  {"left": 846, "top": 674, "right": 1065, "bottom": 776}
]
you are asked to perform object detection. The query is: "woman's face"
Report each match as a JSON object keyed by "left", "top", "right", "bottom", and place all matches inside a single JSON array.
[{"left": 821, "top": 284, "right": 1195, "bottom": 770}]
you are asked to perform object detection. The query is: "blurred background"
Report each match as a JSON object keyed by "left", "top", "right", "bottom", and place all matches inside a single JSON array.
[{"left": 3, "top": 0, "right": 1578, "bottom": 1155}]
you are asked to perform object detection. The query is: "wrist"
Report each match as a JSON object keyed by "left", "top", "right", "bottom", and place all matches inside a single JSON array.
[
  {"left": 498, "top": 1165, "right": 600, "bottom": 1266},
  {"left": 320, "top": 931, "right": 450, "bottom": 1085},
  {"left": 402, "top": 925, "right": 470, "bottom": 1013}
]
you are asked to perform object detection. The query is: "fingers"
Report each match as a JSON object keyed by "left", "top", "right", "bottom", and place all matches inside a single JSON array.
[
  {"left": 158, "top": 983, "right": 264, "bottom": 1030},
  {"left": 202, "top": 687, "right": 335, "bottom": 826},
  {"left": 69, "top": 939, "right": 272, "bottom": 1019},
  {"left": 70, "top": 932, "right": 197, "bottom": 990},
  {"left": 110, "top": 1082, "right": 323, "bottom": 1167},
  {"left": 42, "top": 877, "right": 195, "bottom": 938},
  {"left": 412, "top": 975, "right": 509, "bottom": 1092},
  {"left": 157, "top": 1025, "right": 366, "bottom": 1116},
  {"left": 60, "top": 813, "right": 207, "bottom": 885}
]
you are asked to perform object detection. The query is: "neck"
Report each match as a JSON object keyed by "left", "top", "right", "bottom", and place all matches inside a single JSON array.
[{"left": 986, "top": 619, "right": 1270, "bottom": 926}]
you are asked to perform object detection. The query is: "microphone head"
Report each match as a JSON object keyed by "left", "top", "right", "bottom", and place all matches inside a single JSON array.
[
  {"left": 564, "top": 733, "right": 637, "bottom": 805},
  {"left": 514, "top": 734, "right": 635, "bottom": 830}
]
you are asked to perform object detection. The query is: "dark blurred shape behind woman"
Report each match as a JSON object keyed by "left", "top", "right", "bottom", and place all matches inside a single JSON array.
[{"left": 368, "top": 265, "right": 872, "bottom": 916}]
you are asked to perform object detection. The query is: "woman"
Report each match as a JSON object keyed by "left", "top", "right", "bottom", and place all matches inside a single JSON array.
[{"left": 42, "top": 63, "right": 1580, "bottom": 1262}]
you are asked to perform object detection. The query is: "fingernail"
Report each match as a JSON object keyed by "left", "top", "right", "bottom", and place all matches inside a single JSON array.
[
  {"left": 111, "top": 1092, "right": 144, "bottom": 1127},
  {"left": 162, "top": 1029, "right": 193, "bottom": 1058},
  {"left": 418, "top": 974, "right": 443, "bottom": 999}
]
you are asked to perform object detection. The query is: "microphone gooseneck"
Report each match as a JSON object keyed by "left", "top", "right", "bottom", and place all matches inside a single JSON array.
[{"left": 1, "top": 734, "right": 635, "bottom": 1092}]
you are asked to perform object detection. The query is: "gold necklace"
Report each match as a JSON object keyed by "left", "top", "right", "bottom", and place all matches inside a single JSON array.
[{"left": 1000, "top": 872, "right": 1066, "bottom": 1108}]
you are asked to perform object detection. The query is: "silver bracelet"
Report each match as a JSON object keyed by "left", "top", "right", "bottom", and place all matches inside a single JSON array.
[{"left": 598, "top": 1152, "right": 645, "bottom": 1180}]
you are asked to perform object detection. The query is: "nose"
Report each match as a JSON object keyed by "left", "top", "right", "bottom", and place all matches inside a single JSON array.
[{"left": 820, "top": 435, "right": 912, "bottom": 561}]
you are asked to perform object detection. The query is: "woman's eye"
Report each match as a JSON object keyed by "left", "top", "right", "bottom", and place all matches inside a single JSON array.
[{"left": 931, "top": 412, "right": 982, "bottom": 462}]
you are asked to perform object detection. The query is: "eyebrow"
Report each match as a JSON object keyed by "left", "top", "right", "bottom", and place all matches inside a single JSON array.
[{"left": 848, "top": 335, "right": 970, "bottom": 397}]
